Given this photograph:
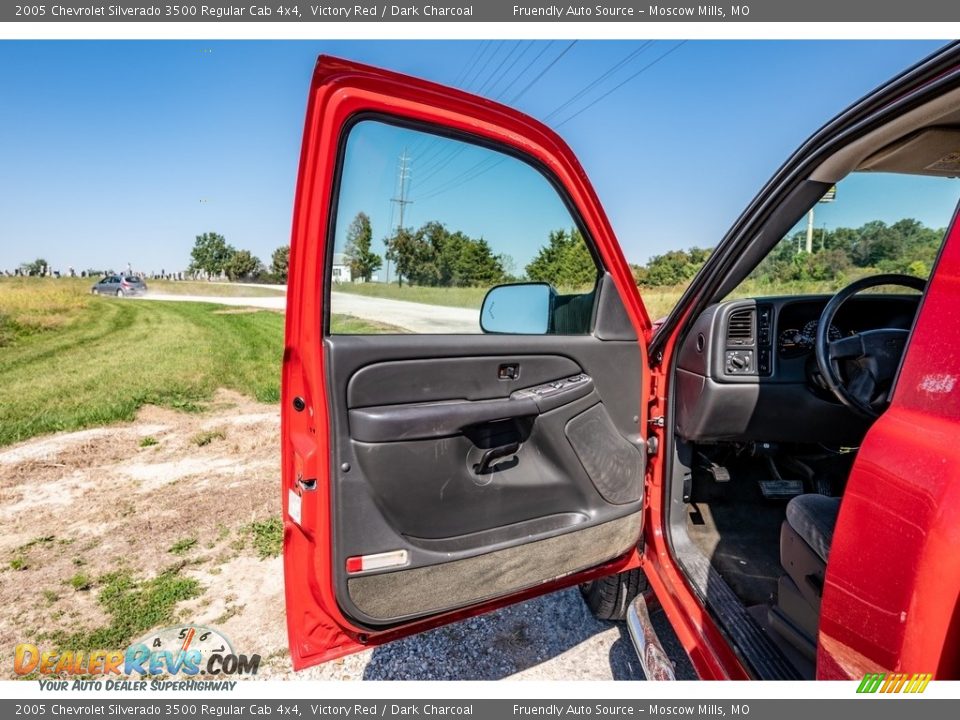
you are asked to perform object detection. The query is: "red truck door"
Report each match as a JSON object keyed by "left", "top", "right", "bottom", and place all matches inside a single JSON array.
[{"left": 281, "top": 56, "right": 653, "bottom": 670}]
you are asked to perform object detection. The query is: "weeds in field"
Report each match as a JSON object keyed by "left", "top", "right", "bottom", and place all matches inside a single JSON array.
[
  {"left": 47, "top": 568, "right": 202, "bottom": 651},
  {"left": 246, "top": 517, "right": 283, "bottom": 559},
  {"left": 68, "top": 573, "right": 92, "bottom": 591},
  {"left": 17, "top": 535, "right": 55, "bottom": 552},
  {"left": 139, "top": 436, "right": 159, "bottom": 447},
  {"left": 168, "top": 537, "right": 198, "bottom": 555},
  {"left": 8, "top": 536, "right": 58, "bottom": 571},
  {"left": 191, "top": 430, "right": 225, "bottom": 447}
]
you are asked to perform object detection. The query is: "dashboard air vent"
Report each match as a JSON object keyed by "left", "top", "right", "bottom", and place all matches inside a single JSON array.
[{"left": 727, "top": 308, "right": 755, "bottom": 345}]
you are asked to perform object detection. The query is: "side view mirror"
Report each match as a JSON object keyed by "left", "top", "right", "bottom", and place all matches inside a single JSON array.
[{"left": 480, "top": 282, "right": 555, "bottom": 334}]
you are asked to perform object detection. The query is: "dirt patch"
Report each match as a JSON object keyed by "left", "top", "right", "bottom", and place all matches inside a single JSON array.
[
  {"left": 0, "top": 388, "right": 673, "bottom": 682},
  {"left": 0, "top": 390, "right": 284, "bottom": 677}
]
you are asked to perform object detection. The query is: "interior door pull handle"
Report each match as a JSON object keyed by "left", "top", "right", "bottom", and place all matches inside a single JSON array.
[{"left": 474, "top": 442, "right": 520, "bottom": 475}]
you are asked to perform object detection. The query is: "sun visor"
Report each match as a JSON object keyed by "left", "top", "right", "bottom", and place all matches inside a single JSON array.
[{"left": 859, "top": 127, "right": 960, "bottom": 176}]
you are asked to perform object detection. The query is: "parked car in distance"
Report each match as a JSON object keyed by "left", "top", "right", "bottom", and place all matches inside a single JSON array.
[{"left": 90, "top": 275, "right": 147, "bottom": 297}]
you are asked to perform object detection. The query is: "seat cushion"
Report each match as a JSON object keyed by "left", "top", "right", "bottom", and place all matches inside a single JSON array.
[{"left": 785, "top": 494, "right": 842, "bottom": 563}]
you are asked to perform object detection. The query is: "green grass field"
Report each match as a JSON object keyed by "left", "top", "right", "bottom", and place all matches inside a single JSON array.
[
  {"left": 0, "top": 278, "right": 395, "bottom": 446},
  {"left": 146, "top": 279, "right": 285, "bottom": 297},
  {"left": 333, "top": 279, "right": 689, "bottom": 318},
  {"left": 0, "top": 275, "right": 854, "bottom": 447},
  {"left": 332, "top": 282, "right": 489, "bottom": 309},
  {"left": 332, "top": 278, "right": 865, "bottom": 321}
]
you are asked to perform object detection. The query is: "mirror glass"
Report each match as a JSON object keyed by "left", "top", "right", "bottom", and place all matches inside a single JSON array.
[{"left": 480, "top": 283, "right": 553, "bottom": 334}]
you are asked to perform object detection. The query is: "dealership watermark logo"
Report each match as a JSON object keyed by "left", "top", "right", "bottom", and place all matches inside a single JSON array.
[
  {"left": 14, "top": 624, "right": 260, "bottom": 687},
  {"left": 856, "top": 673, "right": 932, "bottom": 694}
]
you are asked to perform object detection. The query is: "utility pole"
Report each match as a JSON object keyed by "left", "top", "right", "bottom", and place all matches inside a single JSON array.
[
  {"left": 804, "top": 185, "right": 837, "bottom": 254},
  {"left": 387, "top": 149, "right": 413, "bottom": 284}
]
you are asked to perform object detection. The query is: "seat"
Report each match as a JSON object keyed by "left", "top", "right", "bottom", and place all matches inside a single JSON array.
[
  {"left": 769, "top": 494, "right": 842, "bottom": 661},
  {"left": 785, "top": 494, "right": 841, "bottom": 563}
]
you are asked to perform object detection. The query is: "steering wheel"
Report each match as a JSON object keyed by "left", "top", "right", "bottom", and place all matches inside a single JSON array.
[{"left": 814, "top": 273, "right": 925, "bottom": 419}]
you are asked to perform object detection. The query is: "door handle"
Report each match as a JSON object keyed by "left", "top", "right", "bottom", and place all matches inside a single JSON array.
[{"left": 474, "top": 441, "right": 520, "bottom": 475}]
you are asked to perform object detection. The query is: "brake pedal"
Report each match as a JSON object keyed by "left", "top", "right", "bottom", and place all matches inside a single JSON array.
[{"left": 758, "top": 479, "right": 804, "bottom": 500}]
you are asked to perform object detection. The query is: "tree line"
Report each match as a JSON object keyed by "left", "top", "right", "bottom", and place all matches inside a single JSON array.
[
  {"left": 348, "top": 212, "right": 598, "bottom": 289},
  {"left": 630, "top": 218, "right": 943, "bottom": 287},
  {"left": 14, "top": 216, "right": 941, "bottom": 292}
]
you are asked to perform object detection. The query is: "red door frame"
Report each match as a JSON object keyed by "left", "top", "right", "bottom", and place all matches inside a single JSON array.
[{"left": 282, "top": 56, "right": 656, "bottom": 670}]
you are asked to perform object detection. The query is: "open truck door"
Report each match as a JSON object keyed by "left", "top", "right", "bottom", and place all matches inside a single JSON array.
[{"left": 282, "top": 56, "right": 653, "bottom": 670}]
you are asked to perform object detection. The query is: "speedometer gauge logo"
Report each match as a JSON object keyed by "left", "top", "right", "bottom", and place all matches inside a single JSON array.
[{"left": 136, "top": 624, "right": 233, "bottom": 656}]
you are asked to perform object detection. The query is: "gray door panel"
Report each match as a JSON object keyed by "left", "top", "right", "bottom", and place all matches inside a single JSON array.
[{"left": 325, "top": 333, "right": 645, "bottom": 627}]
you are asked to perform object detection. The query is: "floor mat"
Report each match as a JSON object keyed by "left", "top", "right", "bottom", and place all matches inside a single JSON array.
[{"left": 685, "top": 474, "right": 786, "bottom": 607}]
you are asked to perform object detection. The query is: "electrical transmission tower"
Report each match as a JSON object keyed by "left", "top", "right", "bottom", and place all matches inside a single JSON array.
[{"left": 386, "top": 149, "right": 413, "bottom": 284}]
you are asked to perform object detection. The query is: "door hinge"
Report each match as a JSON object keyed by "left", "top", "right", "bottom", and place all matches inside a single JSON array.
[{"left": 648, "top": 416, "right": 665, "bottom": 428}]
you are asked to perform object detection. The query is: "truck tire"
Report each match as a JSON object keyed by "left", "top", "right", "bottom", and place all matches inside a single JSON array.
[{"left": 579, "top": 568, "right": 648, "bottom": 621}]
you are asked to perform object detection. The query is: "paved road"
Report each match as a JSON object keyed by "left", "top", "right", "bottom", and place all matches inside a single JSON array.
[
  {"left": 137, "top": 290, "right": 480, "bottom": 333},
  {"left": 330, "top": 291, "right": 479, "bottom": 333}
]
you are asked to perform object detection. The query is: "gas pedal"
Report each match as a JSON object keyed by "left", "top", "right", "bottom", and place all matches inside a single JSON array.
[{"left": 758, "top": 479, "right": 804, "bottom": 499}]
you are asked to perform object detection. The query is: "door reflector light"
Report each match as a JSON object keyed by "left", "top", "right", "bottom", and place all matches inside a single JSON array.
[{"left": 346, "top": 550, "right": 409, "bottom": 573}]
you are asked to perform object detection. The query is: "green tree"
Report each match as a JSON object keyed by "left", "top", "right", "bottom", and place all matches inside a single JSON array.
[
  {"left": 271, "top": 246, "right": 290, "bottom": 282},
  {"left": 747, "top": 217, "right": 941, "bottom": 285},
  {"left": 343, "top": 212, "right": 382, "bottom": 282},
  {"left": 223, "top": 250, "right": 263, "bottom": 281},
  {"left": 384, "top": 227, "right": 428, "bottom": 287},
  {"left": 20, "top": 258, "right": 49, "bottom": 276},
  {"left": 385, "top": 221, "right": 505, "bottom": 287},
  {"left": 526, "top": 229, "right": 597, "bottom": 288},
  {"left": 189, "top": 232, "right": 235, "bottom": 276},
  {"left": 640, "top": 247, "right": 712, "bottom": 286}
]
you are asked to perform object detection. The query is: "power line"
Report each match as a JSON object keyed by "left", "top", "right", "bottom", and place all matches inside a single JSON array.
[
  {"left": 555, "top": 41, "right": 687, "bottom": 128},
  {"left": 414, "top": 41, "right": 534, "bottom": 182},
  {"left": 452, "top": 40, "right": 490, "bottom": 88},
  {"left": 414, "top": 41, "right": 567, "bottom": 192},
  {"left": 411, "top": 41, "right": 505, "bottom": 170},
  {"left": 461, "top": 40, "right": 503, "bottom": 91},
  {"left": 494, "top": 41, "right": 554, "bottom": 100},
  {"left": 543, "top": 42, "right": 654, "bottom": 122},
  {"left": 415, "top": 155, "right": 502, "bottom": 202},
  {"left": 414, "top": 41, "right": 687, "bottom": 203},
  {"left": 486, "top": 42, "right": 534, "bottom": 99},
  {"left": 406, "top": 45, "right": 489, "bottom": 159},
  {"left": 476, "top": 41, "right": 524, "bottom": 96},
  {"left": 419, "top": 41, "right": 626, "bottom": 199},
  {"left": 507, "top": 40, "right": 577, "bottom": 104}
]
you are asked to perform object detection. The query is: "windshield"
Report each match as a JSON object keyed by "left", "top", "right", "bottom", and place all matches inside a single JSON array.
[{"left": 728, "top": 172, "right": 960, "bottom": 300}]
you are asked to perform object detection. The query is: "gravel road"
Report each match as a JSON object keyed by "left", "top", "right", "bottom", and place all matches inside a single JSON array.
[
  {"left": 287, "top": 587, "right": 695, "bottom": 681},
  {"left": 330, "top": 291, "right": 480, "bottom": 333},
  {"left": 136, "top": 289, "right": 479, "bottom": 334}
]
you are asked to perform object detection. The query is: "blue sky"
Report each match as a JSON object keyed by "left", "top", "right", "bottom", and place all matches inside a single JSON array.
[{"left": 0, "top": 40, "right": 950, "bottom": 274}]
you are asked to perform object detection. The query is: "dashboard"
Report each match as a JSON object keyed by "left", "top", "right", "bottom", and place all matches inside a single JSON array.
[{"left": 673, "top": 295, "right": 921, "bottom": 444}]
